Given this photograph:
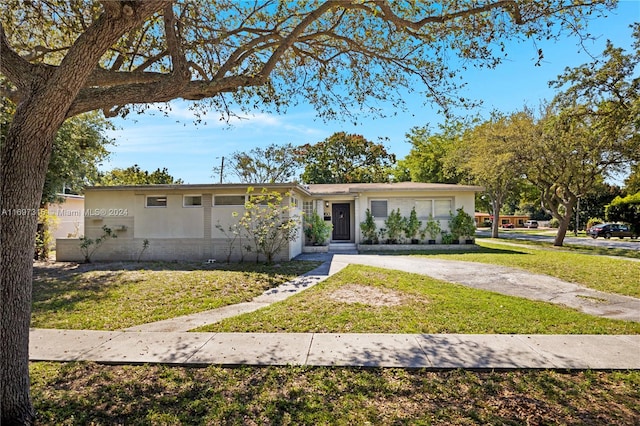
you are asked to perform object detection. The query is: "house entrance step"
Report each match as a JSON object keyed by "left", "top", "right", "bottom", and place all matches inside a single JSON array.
[{"left": 329, "top": 243, "right": 357, "bottom": 253}]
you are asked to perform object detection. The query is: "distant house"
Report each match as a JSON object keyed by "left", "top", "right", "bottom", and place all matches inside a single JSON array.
[
  {"left": 474, "top": 212, "right": 531, "bottom": 228},
  {"left": 46, "top": 194, "right": 85, "bottom": 240},
  {"left": 56, "top": 182, "right": 482, "bottom": 262}
]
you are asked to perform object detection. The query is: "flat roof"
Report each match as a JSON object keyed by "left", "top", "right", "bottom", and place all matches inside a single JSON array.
[
  {"left": 85, "top": 182, "right": 483, "bottom": 195},
  {"left": 305, "top": 182, "right": 484, "bottom": 195},
  {"left": 86, "top": 183, "right": 309, "bottom": 194}
]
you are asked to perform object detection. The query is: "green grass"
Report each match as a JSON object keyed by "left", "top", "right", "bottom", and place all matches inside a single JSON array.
[
  {"left": 197, "top": 265, "right": 640, "bottom": 334},
  {"left": 30, "top": 362, "right": 640, "bottom": 425},
  {"left": 480, "top": 235, "right": 640, "bottom": 259},
  {"left": 31, "top": 261, "right": 321, "bottom": 330},
  {"left": 418, "top": 240, "right": 640, "bottom": 297}
]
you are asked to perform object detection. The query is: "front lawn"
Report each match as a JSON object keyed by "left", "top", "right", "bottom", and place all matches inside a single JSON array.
[
  {"left": 31, "top": 261, "right": 321, "bottom": 330},
  {"left": 198, "top": 265, "right": 640, "bottom": 334},
  {"left": 30, "top": 363, "right": 640, "bottom": 425}
]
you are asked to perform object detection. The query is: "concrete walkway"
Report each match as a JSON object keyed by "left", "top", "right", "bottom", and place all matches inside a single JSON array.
[
  {"left": 29, "top": 329, "right": 640, "bottom": 369},
  {"left": 30, "top": 254, "right": 640, "bottom": 369}
]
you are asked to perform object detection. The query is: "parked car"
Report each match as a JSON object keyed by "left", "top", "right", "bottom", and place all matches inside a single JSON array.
[
  {"left": 501, "top": 223, "right": 514, "bottom": 229},
  {"left": 588, "top": 223, "right": 637, "bottom": 239},
  {"left": 523, "top": 220, "right": 539, "bottom": 229}
]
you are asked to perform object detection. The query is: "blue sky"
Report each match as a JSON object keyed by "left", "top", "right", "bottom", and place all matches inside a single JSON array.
[{"left": 103, "top": 1, "right": 639, "bottom": 184}]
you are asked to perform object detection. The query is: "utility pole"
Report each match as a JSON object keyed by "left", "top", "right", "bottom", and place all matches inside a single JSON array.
[
  {"left": 219, "top": 156, "right": 224, "bottom": 184},
  {"left": 575, "top": 197, "right": 580, "bottom": 236}
]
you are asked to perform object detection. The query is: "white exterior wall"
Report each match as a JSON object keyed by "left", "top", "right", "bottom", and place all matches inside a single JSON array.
[
  {"left": 58, "top": 186, "right": 305, "bottom": 262},
  {"left": 48, "top": 195, "right": 85, "bottom": 239},
  {"left": 354, "top": 190, "right": 476, "bottom": 243}
]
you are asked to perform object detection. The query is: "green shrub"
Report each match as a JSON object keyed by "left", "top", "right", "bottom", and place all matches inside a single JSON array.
[
  {"left": 384, "top": 208, "right": 404, "bottom": 243},
  {"left": 304, "top": 210, "right": 333, "bottom": 245},
  {"left": 422, "top": 215, "right": 441, "bottom": 241},
  {"left": 440, "top": 230, "right": 454, "bottom": 244},
  {"left": 449, "top": 207, "right": 475, "bottom": 240},
  {"left": 359, "top": 209, "right": 378, "bottom": 244},
  {"left": 403, "top": 207, "right": 422, "bottom": 242}
]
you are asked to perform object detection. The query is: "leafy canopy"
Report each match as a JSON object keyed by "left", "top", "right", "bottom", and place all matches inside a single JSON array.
[
  {"left": 1, "top": 1, "right": 616, "bottom": 120},
  {"left": 300, "top": 132, "right": 396, "bottom": 184},
  {"left": 97, "top": 164, "right": 183, "bottom": 186},
  {"left": 215, "top": 143, "right": 302, "bottom": 184},
  {"left": 396, "top": 121, "right": 470, "bottom": 184}
]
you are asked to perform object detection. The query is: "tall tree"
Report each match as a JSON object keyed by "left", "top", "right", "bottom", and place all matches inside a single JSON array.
[
  {"left": 624, "top": 163, "right": 640, "bottom": 194},
  {"left": 521, "top": 25, "right": 640, "bottom": 246},
  {"left": 459, "top": 111, "right": 531, "bottom": 237},
  {"left": 395, "top": 121, "right": 469, "bottom": 184},
  {"left": 0, "top": 1, "right": 616, "bottom": 421},
  {"left": 1, "top": 101, "right": 112, "bottom": 203},
  {"left": 299, "top": 132, "right": 395, "bottom": 183},
  {"left": 97, "top": 164, "right": 183, "bottom": 186},
  {"left": 2, "top": 100, "right": 112, "bottom": 260},
  {"left": 214, "top": 143, "right": 301, "bottom": 183}
]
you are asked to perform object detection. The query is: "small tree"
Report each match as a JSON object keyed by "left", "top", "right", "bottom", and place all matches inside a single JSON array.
[
  {"left": 359, "top": 208, "right": 378, "bottom": 244},
  {"left": 215, "top": 214, "right": 245, "bottom": 263},
  {"left": 449, "top": 207, "right": 476, "bottom": 242},
  {"left": 403, "top": 207, "right": 422, "bottom": 243},
  {"left": 238, "top": 188, "right": 300, "bottom": 263},
  {"left": 304, "top": 210, "right": 333, "bottom": 246},
  {"left": 136, "top": 239, "right": 150, "bottom": 262},
  {"left": 78, "top": 225, "right": 117, "bottom": 263},
  {"left": 384, "top": 208, "right": 404, "bottom": 244},
  {"left": 422, "top": 215, "right": 442, "bottom": 243}
]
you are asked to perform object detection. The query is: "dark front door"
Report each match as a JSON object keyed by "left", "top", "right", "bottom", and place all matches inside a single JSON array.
[{"left": 332, "top": 203, "right": 350, "bottom": 240}]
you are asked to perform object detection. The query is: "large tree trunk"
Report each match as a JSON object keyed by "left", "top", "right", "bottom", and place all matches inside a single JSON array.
[
  {"left": 1, "top": 5, "right": 164, "bottom": 421},
  {"left": 491, "top": 199, "right": 502, "bottom": 238},
  {"left": 1, "top": 107, "right": 57, "bottom": 423},
  {"left": 551, "top": 198, "right": 577, "bottom": 247},
  {"left": 553, "top": 215, "right": 571, "bottom": 247}
]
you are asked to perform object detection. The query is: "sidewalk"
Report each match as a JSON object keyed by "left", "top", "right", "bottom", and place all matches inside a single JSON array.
[
  {"left": 30, "top": 254, "right": 640, "bottom": 369},
  {"left": 29, "top": 329, "right": 640, "bottom": 369}
]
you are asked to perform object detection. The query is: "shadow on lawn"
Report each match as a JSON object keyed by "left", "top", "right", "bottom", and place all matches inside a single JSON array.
[
  {"left": 31, "top": 260, "right": 321, "bottom": 323},
  {"left": 32, "top": 264, "right": 129, "bottom": 317}
]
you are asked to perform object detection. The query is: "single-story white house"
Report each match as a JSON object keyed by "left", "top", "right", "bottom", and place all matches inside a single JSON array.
[
  {"left": 47, "top": 194, "right": 85, "bottom": 240},
  {"left": 56, "top": 182, "right": 482, "bottom": 262}
]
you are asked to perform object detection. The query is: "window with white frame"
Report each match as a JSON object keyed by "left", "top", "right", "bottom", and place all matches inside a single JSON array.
[
  {"left": 146, "top": 195, "right": 167, "bottom": 207},
  {"left": 303, "top": 201, "right": 314, "bottom": 217},
  {"left": 415, "top": 198, "right": 453, "bottom": 218},
  {"left": 214, "top": 195, "right": 246, "bottom": 206},
  {"left": 434, "top": 199, "right": 452, "bottom": 217},
  {"left": 183, "top": 195, "right": 202, "bottom": 207},
  {"left": 370, "top": 200, "right": 388, "bottom": 218}
]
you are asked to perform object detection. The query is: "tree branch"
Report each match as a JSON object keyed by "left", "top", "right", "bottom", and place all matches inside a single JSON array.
[
  {"left": 371, "top": 0, "right": 523, "bottom": 29},
  {"left": 0, "top": 23, "right": 38, "bottom": 92},
  {"left": 162, "top": 3, "right": 190, "bottom": 82}
]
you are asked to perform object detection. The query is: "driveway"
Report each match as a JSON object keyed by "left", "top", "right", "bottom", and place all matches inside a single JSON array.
[{"left": 322, "top": 254, "right": 640, "bottom": 323}]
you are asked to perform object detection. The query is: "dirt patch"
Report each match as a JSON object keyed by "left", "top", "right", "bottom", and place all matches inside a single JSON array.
[{"left": 329, "top": 284, "right": 414, "bottom": 307}]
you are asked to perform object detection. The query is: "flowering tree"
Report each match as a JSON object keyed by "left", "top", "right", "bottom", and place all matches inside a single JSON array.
[{"left": 238, "top": 188, "right": 300, "bottom": 263}]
